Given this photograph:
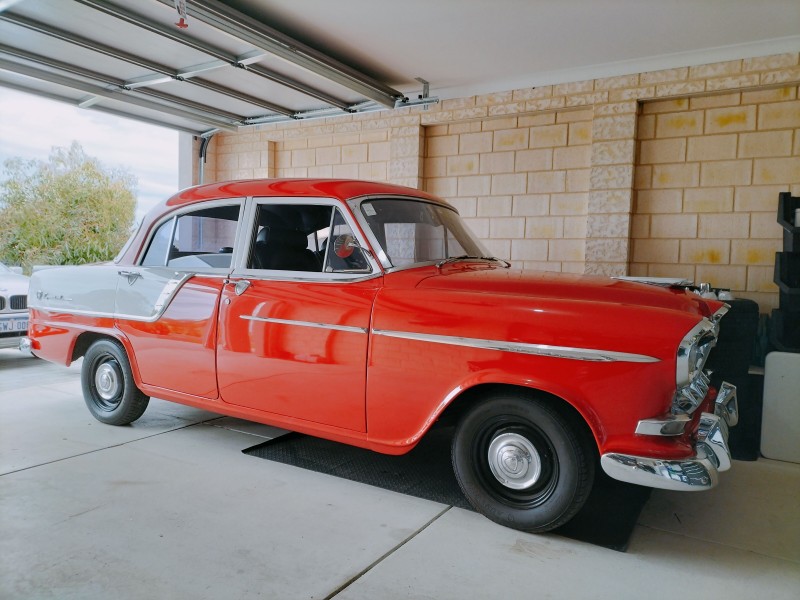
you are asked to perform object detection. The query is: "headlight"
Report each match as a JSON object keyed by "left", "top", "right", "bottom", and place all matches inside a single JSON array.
[{"left": 676, "top": 319, "right": 717, "bottom": 387}]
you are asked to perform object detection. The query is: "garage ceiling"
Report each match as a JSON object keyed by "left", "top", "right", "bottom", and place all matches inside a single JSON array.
[{"left": 1, "top": 0, "right": 798, "bottom": 136}]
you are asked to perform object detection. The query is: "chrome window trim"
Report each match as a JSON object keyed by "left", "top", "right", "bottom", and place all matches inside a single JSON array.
[
  {"left": 371, "top": 329, "right": 660, "bottom": 363},
  {"left": 165, "top": 215, "right": 178, "bottom": 266},
  {"left": 230, "top": 196, "right": 382, "bottom": 282},
  {"left": 113, "top": 219, "right": 143, "bottom": 264},
  {"left": 229, "top": 270, "right": 383, "bottom": 284},
  {"left": 321, "top": 201, "right": 338, "bottom": 271},
  {"left": 241, "top": 315, "right": 367, "bottom": 334}
]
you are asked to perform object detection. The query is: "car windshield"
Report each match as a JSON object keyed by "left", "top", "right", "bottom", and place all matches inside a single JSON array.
[
  {"left": 0, "top": 263, "right": 10, "bottom": 274},
  {"left": 359, "top": 198, "right": 490, "bottom": 269}
]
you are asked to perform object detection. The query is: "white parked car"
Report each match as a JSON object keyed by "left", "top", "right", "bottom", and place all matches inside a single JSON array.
[{"left": 0, "top": 262, "right": 29, "bottom": 350}]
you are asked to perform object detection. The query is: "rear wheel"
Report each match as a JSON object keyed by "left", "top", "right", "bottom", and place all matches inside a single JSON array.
[
  {"left": 81, "top": 339, "right": 149, "bottom": 425},
  {"left": 452, "top": 391, "right": 595, "bottom": 532}
]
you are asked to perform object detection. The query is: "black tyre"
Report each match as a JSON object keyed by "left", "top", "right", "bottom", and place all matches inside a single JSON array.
[
  {"left": 452, "top": 392, "right": 595, "bottom": 532},
  {"left": 81, "top": 339, "right": 150, "bottom": 425}
]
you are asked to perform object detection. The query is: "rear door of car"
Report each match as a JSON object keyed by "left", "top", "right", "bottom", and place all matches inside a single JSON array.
[
  {"left": 216, "top": 197, "right": 382, "bottom": 432},
  {"left": 114, "top": 199, "right": 245, "bottom": 398}
]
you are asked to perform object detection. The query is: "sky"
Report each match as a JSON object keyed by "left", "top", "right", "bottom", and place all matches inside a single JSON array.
[{"left": 0, "top": 87, "right": 179, "bottom": 223}]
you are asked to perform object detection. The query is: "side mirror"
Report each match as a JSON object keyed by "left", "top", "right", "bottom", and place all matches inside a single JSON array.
[
  {"left": 327, "top": 234, "right": 373, "bottom": 273},
  {"left": 333, "top": 234, "right": 358, "bottom": 258}
]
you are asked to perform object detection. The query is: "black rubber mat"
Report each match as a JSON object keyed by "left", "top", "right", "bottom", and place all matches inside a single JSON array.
[{"left": 244, "top": 426, "right": 651, "bottom": 552}]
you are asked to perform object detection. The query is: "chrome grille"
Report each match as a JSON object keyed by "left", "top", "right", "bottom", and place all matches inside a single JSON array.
[
  {"left": 671, "top": 306, "right": 728, "bottom": 417},
  {"left": 10, "top": 295, "right": 26, "bottom": 310},
  {"left": 695, "top": 329, "right": 716, "bottom": 366},
  {"left": 674, "top": 371, "right": 710, "bottom": 414},
  {"left": 0, "top": 297, "right": 5, "bottom": 310}
]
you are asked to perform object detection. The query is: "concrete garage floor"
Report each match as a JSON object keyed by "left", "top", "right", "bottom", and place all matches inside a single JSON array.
[{"left": 1, "top": 349, "right": 798, "bottom": 600}]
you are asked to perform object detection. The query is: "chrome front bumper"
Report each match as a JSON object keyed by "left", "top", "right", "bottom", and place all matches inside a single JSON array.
[{"left": 600, "top": 382, "right": 738, "bottom": 491}]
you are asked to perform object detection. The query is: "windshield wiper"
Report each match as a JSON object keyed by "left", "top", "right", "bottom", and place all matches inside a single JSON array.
[{"left": 435, "top": 255, "right": 511, "bottom": 268}]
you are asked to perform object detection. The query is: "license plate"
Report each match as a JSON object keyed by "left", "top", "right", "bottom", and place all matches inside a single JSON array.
[{"left": 0, "top": 317, "right": 28, "bottom": 332}]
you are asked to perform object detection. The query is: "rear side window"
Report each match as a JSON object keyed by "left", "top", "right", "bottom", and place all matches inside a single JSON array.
[
  {"left": 140, "top": 204, "right": 241, "bottom": 269},
  {"left": 141, "top": 219, "right": 173, "bottom": 266}
]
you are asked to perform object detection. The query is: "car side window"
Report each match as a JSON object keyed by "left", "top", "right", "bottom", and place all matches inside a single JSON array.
[
  {"left": 247, "top": 204, "right": 370, "bottom": 274},
  {"left": 140, "top": 204, "right": 241, "bottom": 269},
  {"left": 248, "top": 204, "right": 327, "bottom": 272},
  {"left": 141, "top": 218, "right": 173, "bottom": 267}
]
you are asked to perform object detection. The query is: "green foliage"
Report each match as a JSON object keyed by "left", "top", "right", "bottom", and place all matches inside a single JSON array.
[{"left": 0, "top": 142, "right": 137, "bottom": 272}]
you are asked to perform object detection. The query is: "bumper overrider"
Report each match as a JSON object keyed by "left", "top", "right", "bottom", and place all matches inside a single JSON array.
[{"left": 601, "top": 382, "right": 738, "bottom": 491}]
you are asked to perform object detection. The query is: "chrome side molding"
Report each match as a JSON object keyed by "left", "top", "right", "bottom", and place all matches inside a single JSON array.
[
  {"left": 240, "top": 315, "right": 368, "bottom": 334},
  {"left": 371, "top": 329, "right": 661, "bottom": 364}
]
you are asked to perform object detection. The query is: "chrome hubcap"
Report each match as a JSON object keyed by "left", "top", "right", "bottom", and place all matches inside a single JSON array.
[
  {"left": 95, "top": 362, "right": 121, "bottom": 400},
  {"left": 487, "top": 432, "right": 541, "bottom": 490}
]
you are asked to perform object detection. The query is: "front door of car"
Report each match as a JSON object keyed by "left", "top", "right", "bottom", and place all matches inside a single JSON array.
[{"left": 216, "top": 200, "right": 381, "bottom": 432}]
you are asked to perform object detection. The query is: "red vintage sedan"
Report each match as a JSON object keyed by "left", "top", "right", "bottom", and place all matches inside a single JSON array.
[{"left": 26, "top": 179, "right": 738, "bottom": 532}]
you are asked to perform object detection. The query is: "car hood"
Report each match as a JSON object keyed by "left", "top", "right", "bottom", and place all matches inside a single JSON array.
[
  {"left": 413, "top": 264, "right": 714, "bottom": 318},
  {"left": 0, "top": 273, "right": 30, "bottom": 295}
]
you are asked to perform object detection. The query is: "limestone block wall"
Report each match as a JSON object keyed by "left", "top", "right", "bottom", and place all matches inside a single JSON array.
[
  {"left": 202, "top": 51, "right": 800, "bottom": 311},
  {"left": 423, "top": 110, "right": 592, "bottom": 273},
  {"left": 631, "top": 88, "right": 800, "bottom": 310}
]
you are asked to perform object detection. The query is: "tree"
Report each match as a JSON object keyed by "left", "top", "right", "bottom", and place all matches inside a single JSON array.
[{"left": 0, "top": 142, "right": 137, "bottom": 272}]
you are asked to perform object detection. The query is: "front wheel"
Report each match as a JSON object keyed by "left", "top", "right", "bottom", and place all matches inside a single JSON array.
[
  {"left": 81, "top": 339, "right": 150, "bottom": 425},
  {"left": 452, "top": 392, "right": 595, "bottom": 532}
]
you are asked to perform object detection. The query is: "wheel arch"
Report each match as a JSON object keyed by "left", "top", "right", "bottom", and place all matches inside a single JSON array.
[
  {"left": 71, "top": 330, "right": 143, "bottom": 388},
  {"left": 437, "top": 382, "right": 601, "bottom": 455}
]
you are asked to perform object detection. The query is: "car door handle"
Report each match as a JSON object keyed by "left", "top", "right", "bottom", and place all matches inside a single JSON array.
[{"left": 118, "top": 270, "right": 142, "bottom": 285}]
